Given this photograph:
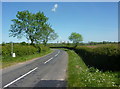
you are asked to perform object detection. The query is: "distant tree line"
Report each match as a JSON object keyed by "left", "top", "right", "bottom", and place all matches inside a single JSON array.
[
  {"left": 1, "top": 41, "right": 119, "bottom": 46},
  {"left": 87, "top": 41, "right": 118, "bottom": 45}
]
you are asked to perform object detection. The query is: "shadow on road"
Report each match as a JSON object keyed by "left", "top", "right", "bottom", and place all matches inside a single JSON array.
[
  {"left": 33, "top": 80, "right": 67, "bottom": 88},
  {"left": 4, "top": 80, "right": 67, "bottom": 89}
]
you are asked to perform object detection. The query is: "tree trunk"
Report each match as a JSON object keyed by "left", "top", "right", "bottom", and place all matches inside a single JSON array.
[
  {"left": 30, "top": 39, "right": 34, "bottom": 45},
  {"left": 43, "top": 40, "right": 47, "bottom": 46},
  {"left": 74, "top": 42, "right": 78, "bottom": 48}
]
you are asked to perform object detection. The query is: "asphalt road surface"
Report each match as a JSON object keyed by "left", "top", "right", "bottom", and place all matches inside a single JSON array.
[{"left": 2, "top": 49, "right": 68, "bottom": 88}]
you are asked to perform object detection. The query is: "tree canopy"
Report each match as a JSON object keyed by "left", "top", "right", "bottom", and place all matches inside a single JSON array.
[
  {"left": 9, "top": 10, "right": 58, "bottom": 45},
  {"left": 38, "top": 24, "right": 58, "bottom": 46},
  {"left": 69, "top": 32, "right": 83, "bottom": 47}
]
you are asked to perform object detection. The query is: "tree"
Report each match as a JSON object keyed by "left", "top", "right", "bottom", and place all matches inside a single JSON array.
[
  {"left": 69, "top": 32, "right": 83, "bottom": 47},
  {"left": 38, "top": 24, "right": 58, "bottom": 46},
  {"left": 9, "top": 10, "right": 48, "bottom": 45}
]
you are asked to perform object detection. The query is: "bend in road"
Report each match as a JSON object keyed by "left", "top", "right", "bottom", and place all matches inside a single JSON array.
[{"left": 2, "top": 49, "right": 68, "bottom": 88}]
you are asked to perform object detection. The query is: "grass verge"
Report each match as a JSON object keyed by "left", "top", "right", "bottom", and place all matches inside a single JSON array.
[
  {"left": 1, "top": 49, "right": 53, "bottom": 69},
  {"left": 64, "top": 49, "right": 120, "bottom": 87}
]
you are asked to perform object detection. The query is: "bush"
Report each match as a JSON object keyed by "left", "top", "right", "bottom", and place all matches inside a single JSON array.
[
  {"left": 39, "top": 44, "right": 50, "bottom": 52},
  {"left": 20, "top": 42, "right": 29, "bottom": 45}
]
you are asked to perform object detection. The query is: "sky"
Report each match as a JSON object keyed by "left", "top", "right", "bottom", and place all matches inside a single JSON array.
[
  {"left": 1, "top": 0, "right": 120, "bottom": 2},
  {"left": 0, "top": 2, "right": 2, "bottom": 43},
  {"left": 2, "top": 2, "right": 118, "bottom": 43}
]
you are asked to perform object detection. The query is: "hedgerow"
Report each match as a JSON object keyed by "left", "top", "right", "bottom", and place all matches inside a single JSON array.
[
  {"left": 2, "top": 44, "right": 50, "bottom": 57},
  {"left": 74, "top": 45, "right": 120, "bottom": 71},
  {"left": 67, "top": 49, "right": 120, "bottom": 87}
]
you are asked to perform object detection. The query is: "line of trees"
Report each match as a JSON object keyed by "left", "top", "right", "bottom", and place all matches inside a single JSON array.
[
  {"left": 87, "top": 41, "right": 118, "bottom": 45},
  {"left": 9, "top": 10, "right": 58, "bottom": 46}
]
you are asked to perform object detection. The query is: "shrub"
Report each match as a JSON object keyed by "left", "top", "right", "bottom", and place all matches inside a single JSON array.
[
  {"left": 20, "top": 42, "right": 29, "bottom": 45},
  {"left": 39, "top": 44, "right": 50, "bottom": 52}
]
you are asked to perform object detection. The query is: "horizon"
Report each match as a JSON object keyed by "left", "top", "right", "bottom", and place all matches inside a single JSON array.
[{"left": 1, "top": 41, "right": 118, "bottom": 44}]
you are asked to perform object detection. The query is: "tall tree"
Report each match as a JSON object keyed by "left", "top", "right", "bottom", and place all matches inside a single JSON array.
[
  {"left": 69, "top": 32, "right": 83, "bottom": 47},
  {"left": 9, "top": 10, "right": 48, "bottom": 45},
  {"left": 38, "top": 24, "right": 58, "bottom": 46}
]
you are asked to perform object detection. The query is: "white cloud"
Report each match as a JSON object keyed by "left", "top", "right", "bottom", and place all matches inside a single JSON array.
[
  {"left": 51, "top": 8, "right": 56, "bottom": 12},
  {"left": 51, "top": 4, "right": 58, "bottom": 12},
  {"left": 54, "top": 4, "right": 58, "bottom": 8}
]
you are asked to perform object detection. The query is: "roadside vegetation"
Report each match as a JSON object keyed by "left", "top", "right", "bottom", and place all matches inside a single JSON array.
[
  {"left": 1, "top": 43, "right": 52, "bottom": 68},
  {"left": 50, "top": 41, "right": 120, "bottom": 87},
  {"left": 75, "top": 44, "right": 120, "bottom": 71},
  {"left": 64, "top": 47, "right": 120, "bottom": 87}
]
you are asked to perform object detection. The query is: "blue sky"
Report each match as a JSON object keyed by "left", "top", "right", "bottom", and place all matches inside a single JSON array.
[
  {"left": 2, "top": 2, "right": 118, "bottom": 43},
  {"left": 0, "top": 2, "right": 2, "bottom": 43}
]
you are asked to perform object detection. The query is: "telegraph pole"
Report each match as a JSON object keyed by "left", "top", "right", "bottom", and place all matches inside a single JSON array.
[
  {"left": 11, "top": 42, "right": 16, "bottom": 57},
  {"left": 11, "top": 42, "right": 13, "bottom": 55}
]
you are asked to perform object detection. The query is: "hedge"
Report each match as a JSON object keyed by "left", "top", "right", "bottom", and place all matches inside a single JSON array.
[
  {"left": 2, "top": 44, "right": 50, "bottom": 57},
  {"left": 74, "top": 45, "right": 120, "bottom": 71}
]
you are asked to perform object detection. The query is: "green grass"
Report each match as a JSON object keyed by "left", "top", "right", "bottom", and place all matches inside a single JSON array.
[
  {"left": 64, "top": 49, "right": 120, "bottom": 87},
  {"left": 1, "top": 49, "right": 53, "bottom": 69}
]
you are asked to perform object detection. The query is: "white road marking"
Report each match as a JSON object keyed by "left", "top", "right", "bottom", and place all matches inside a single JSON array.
[
  {"left": 44, "top": 50, "right": 60, "bottom": 64},
  {"left": 44, "top": 57, "right": 53, "bottom": 64},
  {"left": 55, "top": 54, "right": 58, "bottom": 57},
  {"left": 58, "top": 51, "right": 60, "bottom": 54},
  {"left": 3, "top": 67, "right": 38, "bottom": 88},
  {"left": 55, "top": 51, "right": 60, "bottom": 57}
]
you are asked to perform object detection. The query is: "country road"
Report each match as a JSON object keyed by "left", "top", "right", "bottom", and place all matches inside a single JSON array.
[{"left": 2, "top": 49, "right": 68, "bottom": 88}]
